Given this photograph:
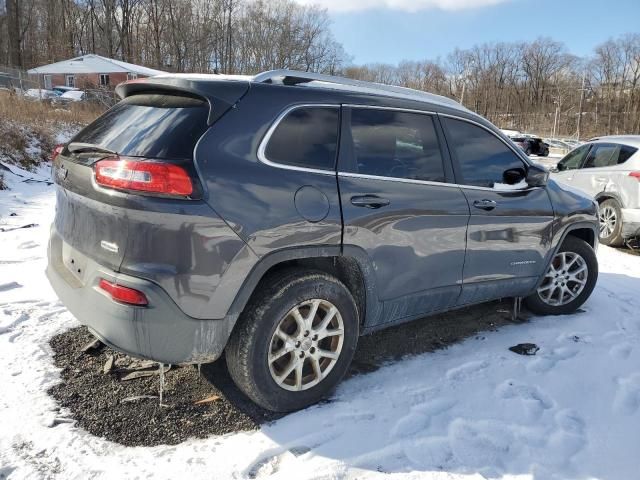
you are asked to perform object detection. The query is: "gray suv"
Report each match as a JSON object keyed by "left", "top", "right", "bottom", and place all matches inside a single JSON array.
[
  {"left": 47, "top": 70, "right": 599, "bottom": 412},
  {"left": 552, "top": 136, "right": 640, "bottom": 246}
]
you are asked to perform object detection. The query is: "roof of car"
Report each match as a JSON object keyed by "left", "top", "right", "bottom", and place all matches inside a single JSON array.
[
  {"left": 589, "top": 135, "right": 640, "bottom": 147},
  {"left": 151, "top": 69, "right": 468, "bottom": 113}
]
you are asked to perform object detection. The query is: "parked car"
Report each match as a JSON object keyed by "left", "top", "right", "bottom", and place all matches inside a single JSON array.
[
  {"left": 47, "top": 70, "right": 599, "bottom": 412},
  {"left": 52, "top": 86, "right": 79, "bottom": 95},
  {"left": 560, "top": 138, "right": 583, "bottom": 148},
  {"left": 551, "top": 135, "right": 640, "bottom": 246},
  {"left": 23, "top": 88, "right": 59, "bottom": 101},
  {"left": 510, "top": 136, "right": 549, "bottom": 156},
  {"left": 52, "top": 90, "right": 86, "bottom": 105},
  {"left": 543, "top": 138, "right": 572, "bottom": 156}
]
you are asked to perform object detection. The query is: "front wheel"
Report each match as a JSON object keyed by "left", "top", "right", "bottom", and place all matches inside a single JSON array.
[
  {"left": 226, "top": 270, "right": 359, "bottom": 412},
  {"left": 524, "top": 236, "right": 598, "bottom": 315}
]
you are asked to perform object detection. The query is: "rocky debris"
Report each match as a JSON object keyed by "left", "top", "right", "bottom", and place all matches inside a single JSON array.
[
  {"left": 102, "top": 355, "right": 114, "bottom": 374},
  {"left": 48, "top": 326, "right": 278, "bottom": 447},
  {"left": 80, "top": 338, "right": 103, "bottom": 355},
  {"left": 509, "top": 343, "right": 540, "bottom": 356},
  {"left": 119, "top": 364, "right": 170, "bottom": 382},
  {"left": 194, "top": 395, "right": 221, "bottom": 405},
  {"left": 121, "top": 395, "right": 159, "bottom": 403},
  {"left": 49, "top": 417, "right": 75, "bottom": 428}
]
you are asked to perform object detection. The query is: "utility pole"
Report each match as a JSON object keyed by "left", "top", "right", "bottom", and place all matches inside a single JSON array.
[
  {"left": 552, "top": 100, "right": 560, "bottom": 138},
  {"left": 577, "top": 69, "right": 587, "bottom": 140}
]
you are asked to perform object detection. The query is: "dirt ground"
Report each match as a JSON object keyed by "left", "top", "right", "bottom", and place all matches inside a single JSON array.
[{"left": 48, "top": 298, "right": 528, "bottom": 447}]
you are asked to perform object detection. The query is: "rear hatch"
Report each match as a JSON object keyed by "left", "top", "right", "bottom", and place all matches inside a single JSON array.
[{"left": 52, "top": 90, "right": 217, "bottom": 272}]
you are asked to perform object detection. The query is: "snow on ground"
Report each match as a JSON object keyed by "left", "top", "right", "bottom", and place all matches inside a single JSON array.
[{"left": 1, "top": 165, "right": 640, "bottom": 480}]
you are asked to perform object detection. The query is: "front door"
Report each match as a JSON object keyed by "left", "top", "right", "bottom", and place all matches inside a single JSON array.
[
  {"left": 441, "top": 116, "right": 555, "bottom": 305},
  {"left": 552, "top": 144, "right": 591, "bottom": 187},
  {"left": 338, "top": 106, "right": 470, "bottom": 327}
]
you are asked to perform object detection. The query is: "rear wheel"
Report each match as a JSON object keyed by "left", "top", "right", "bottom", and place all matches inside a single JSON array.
[
  {"left": 225, "top": 270, "right": 359, "bottom": 412},
  {"left": 598, "top": 199, "right": 624, "bottom": 246},
  {"left": 524, "top": 236, "right": 598, "bottom": 315}
]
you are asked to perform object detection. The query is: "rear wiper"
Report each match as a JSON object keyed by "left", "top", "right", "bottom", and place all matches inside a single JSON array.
[{"left": 67, "top": 142, "right": 117, "bottom": 156}]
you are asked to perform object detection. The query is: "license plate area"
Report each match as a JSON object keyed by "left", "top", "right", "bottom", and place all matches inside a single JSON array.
[{"left": 62, "top": 241, "right": 89, "bottom": 285}]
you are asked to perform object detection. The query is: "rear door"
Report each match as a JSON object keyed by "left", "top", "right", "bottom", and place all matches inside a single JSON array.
[
  {"left": 337, "top": 106, "right": 469, "bottom": 327},
  {"left": 571, "top": 143, "right": 638, "bottom": 197},
  {"left": 440, "top": 115, "right": 555, "bottom": 304}
]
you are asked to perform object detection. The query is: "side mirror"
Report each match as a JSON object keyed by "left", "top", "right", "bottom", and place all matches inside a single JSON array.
[
  {"left": 503, "top": 167, "right": 526, "bottom": 185},
  {"left": 556, "top": 162, "right": 566, "bottom": 171},
  {"left": 526, "top": 163, "right": 549, "bottom": 187}
]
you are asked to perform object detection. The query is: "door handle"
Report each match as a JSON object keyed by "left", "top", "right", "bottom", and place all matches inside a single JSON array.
[
  {"left": 350, "top": 195, "right": 390, "bottom": 209},
  {"left": 595, "top": 177, "right": 607, "bottom": 182},
  {"left": 473, "top": 199, "right": 497, "bottom": 211}
]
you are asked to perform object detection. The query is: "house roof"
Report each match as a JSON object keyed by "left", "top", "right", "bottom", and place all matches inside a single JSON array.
[{"left": 27, "top": 54, "right": 166, "bottom": 77}]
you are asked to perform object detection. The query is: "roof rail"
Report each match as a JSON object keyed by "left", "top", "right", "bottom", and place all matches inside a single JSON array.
[{"left": 252, "top": 69, "right": 465, "bottom": 110}]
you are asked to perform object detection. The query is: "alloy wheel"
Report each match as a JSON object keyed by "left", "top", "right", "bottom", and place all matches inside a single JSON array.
[
  {"left": 537, "top": 251, "right": 589, "bottom": 306},
  {"left": 268, "top": 299, "right": 344, "bottom": 391},
  {"left": 599, "top": 205, "right": 617, "bottom": 239}
]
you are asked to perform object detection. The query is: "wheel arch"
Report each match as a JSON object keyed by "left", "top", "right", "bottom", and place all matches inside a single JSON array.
[
  {"left": 226, "top": 245, "right": 383, "bottom": 332},
  {"left": 595, "top": 191, "right": 624, "bottom": 208},
  {"left": 534, "top": 221, "right": 598, "bottom": 292}
]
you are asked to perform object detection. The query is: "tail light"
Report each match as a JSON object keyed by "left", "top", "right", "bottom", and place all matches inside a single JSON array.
[
  {"left": 52, "top": 144, "right": 64, "bottom": 163},
  {"left": 99, "top": 279, "right": 148, "bottom": 306},
  {"left": 629, "top": 172, "right": 640, "bottom": 181},
  {"left": 94, "top": 156, "right": 193, "bottom": 197}
]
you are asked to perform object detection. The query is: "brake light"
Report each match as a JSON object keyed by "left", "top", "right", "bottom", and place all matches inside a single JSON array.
[
  {"left": 629, "top": 172, "right": 640, "bottom": 181},
  {"left": 99, "top": 279, "right": 148, "bottom": 306},
  {"left": 52, "top": 144, "right": 64, "bottom": 163},
  {"left": 94, "top": 157, "right": 193, "bottom": 196}
]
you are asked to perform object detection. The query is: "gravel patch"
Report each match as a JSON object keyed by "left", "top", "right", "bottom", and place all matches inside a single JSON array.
[{"left": 48, "top": 299, "right": 521, "bottom": 447}]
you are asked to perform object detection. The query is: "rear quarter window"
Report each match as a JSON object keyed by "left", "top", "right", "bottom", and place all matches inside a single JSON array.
[
  {"left": 70, "top": 93, "right": 210, "bottom": 160},
  {"left": 263, "top": 106, "right": 340, "bottom": 171}
]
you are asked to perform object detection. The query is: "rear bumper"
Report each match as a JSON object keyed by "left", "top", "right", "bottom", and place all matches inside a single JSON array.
[
  {"left": 46, "top": 227, "right": 235, "bottom": 365},
  {"left": 621, "top": 208, "right": 640, "bottom": 238}
]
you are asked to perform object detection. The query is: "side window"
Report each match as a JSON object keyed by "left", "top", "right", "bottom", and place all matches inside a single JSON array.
[
  {"left": 583, "top": 144, "right": 621, "bottom": 168},
  {"left": 443, "top": 117, "right": 525, "bottom": 187},
  {"left": 264, "top": 106, "right": 339, "bottom": 170},
  {"left": 618, "top": 145, "right": 637, "bottom": 164},
  {"left": 557, "top": 144, "right": 590, "bottom": 171},
  {"left": 348, "top": 108, "right": 446, "bottom": 182}
]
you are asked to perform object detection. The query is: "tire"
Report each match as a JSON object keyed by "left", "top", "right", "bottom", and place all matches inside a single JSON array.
[
  {"left": 225, "top": 269, "right": 359, "bottom": 412},
  {"left": 524, "top": 236, "right": 598, "bottom": 315},
  {"left": 598, "top": 199, "right": 624, "bottom": 247}
]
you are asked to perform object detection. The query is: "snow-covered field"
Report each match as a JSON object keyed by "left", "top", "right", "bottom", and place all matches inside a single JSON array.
[{"left": 1, "top": 164, "right": 639, "bottom": 480}]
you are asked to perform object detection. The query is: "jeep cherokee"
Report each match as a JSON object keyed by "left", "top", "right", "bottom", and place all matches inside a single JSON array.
[{"left": 47, "top": 70, "right": 599, "bottom": 412}]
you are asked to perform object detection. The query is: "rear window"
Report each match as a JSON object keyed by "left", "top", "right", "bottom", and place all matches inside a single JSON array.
[
  {"left": 70, "top": 93, "right": 209, "bottom": 160},
  {"left": 263, "top": 106, "right": 339, "bottom": 170}
]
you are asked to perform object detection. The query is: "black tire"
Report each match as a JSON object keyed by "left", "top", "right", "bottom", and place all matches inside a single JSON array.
[
  {"left": 524, "top": 236, "right": 598, "bottom": 315},
  {"left": 598, "top": 199, "right": 624, "bottom": 247},
  {"left": 225, "top": 269, "right": 359, "bottom": 412}
]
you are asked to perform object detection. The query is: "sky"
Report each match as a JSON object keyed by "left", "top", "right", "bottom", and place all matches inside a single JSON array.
[{"left": 293, "top": 0, "right": 640, "bottom": 65}]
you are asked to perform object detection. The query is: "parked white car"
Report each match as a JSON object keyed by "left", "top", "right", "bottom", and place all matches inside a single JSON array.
[
  {"left": 51, "top": 90, "right": 86, "bottom": 106},
  {"left": 23, "top": 88, "right": 59, "bottom": 101},
  {"left": 552, "top": 135, "right": 640, "bottom": 246}
]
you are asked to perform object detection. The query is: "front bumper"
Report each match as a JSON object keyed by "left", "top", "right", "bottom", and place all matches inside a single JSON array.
[
  {"left": 621, "top": 208, "right": 640, "bottom": 239},
  {"left": 46, "top": 227, "right": 235, "bottom": 365}
]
